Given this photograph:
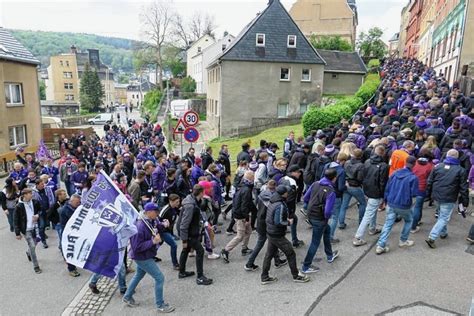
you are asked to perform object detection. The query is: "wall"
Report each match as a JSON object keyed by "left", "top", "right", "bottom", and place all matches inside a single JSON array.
[
  {"left": 218, "top": 60, "right": 324, "bottom": 137},
  {"left": 202, "top": 35, "right": 235, "bottom": 93},
  {"left": 206, "top": 64, "right": 221, "bottom": 137},
  {"left": 0, "top": 60, "right": 42, "bottom": 155},
  {"left": 322, "top": 72, "right": 364, "bottom": 95},
  {"left": 289, "top": 0, "right": 357, "bottom": 46},
  {"left": 458, "top": 0, "right": 474, "bottom": 79},
  {"left": 47, "top": 54, "right": 79, "bottom": 103},
  {"left": 186, "top": 35, "right": 215, "bottom": 93}
]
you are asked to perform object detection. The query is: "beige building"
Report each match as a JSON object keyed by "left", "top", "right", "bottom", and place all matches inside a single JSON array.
[
  {"left": 46, "top": 46, "right": 115, "bottom": 107},
  {"left": 207, "top": 0, "right": 325, "bottom": 138},
  {"left": 289, "top": 0, "right": 358, "bottom": 46},
  {"left": 0, "top": 28, "right": 42, "bottom": 155},
  {"left": 115, "top": 83, "right": 128, "bottom": 105}
]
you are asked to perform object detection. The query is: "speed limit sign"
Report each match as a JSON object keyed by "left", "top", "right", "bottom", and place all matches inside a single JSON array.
[{"left": 183, "top": 110, "right": 199, "bottom": 127}]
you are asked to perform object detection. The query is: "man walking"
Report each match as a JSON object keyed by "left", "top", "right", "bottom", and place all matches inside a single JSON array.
[
  {"left": 353, "top": 145, "right": 388, "bottom": 246},
  {"left": 301, "top": 169, "right": 340, "bottom": 273},
  {"left": 59, "top": 194, "right": 82, "bottom": 277},
  {"left": 221, "top": 171, "right": 256, "bottom": 262},
  {"left": 376, "top": 156, "right": 418, "bottom": 255},
  {"left": 425, "top": 149, "right": 469, "bottom": 248}
]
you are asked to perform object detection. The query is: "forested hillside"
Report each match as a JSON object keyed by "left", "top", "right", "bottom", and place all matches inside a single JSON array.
[{"left": 9, "top": 29, "right": 141, "bottom": 71}]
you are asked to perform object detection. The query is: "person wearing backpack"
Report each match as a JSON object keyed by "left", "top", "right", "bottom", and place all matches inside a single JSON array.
[
  {"left": 376, "top": 156, "right": 418, "bottom": 255},
  {"left": 303, "top": 144, "right": 330, "bottom": 187},
  {"left": 254, "top": 152, "right": 269, "bottom": 195}
]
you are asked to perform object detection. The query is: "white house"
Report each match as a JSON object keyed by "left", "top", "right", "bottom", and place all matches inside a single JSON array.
[
  {"left": 186, "top": 34, "right": 215, "bottom": 93},
  {"left": 202, "top": 34, "right": 235, "bottom": 94}
]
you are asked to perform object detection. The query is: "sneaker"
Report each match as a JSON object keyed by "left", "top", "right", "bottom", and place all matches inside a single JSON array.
[
  {"left": 34, "top": 266, "right": 42, "bottom": 274},
  {"left": 274, "top": 258, "right": 288, "bottom": 269},
  {"left": 301, "top": 265, "right": 320, "bottom": 274},
  {"left": 467, "top": 237, "right": 474, "bottom": 244},
  {"left": 226, "top": 229, "right": 236, "bottom": 235},
  {"left": 207, "top": 253, "right": 220, "bottom": 260},
  {"left": 399, "top": 240, "right": 415, "bottom": 248},
  {"left": 42, "top": 242, "right": 49, "bottom": 249},
  {"left": 69, "top": 270, "right": 80, "bottom": 277},
  {"left": 122, "top": 297, "right": 139, "bottom": 307},
  {"left": 293, "top": 273, "right": 310, "bottom": 283},
  {"left": 153, "top": 257, "right": 162, "bottom": 262},
  {"left": 338, "top": 223, "right": 347, "bottom": 230},
  {"left": 261, "top": 276, "right": 278, "bottom": 285},
  {"left": 89, "top": 284, "right": 100, "bottom": 295},
  {"left": 425, "top": 238, "right": 436, "bottom": 249},
  {"left": 440, "top": 234, "right": 448, "bottom": 239},
  {"left": 241, "top": 248, "right": 253, "bottom": 256},
  {"left": 173, "top": 264, "right": 180, "bottom": 270},
  {"left": 330, "top": 238, "right": 340, "bottom": 244},
  {"left": 196, "top": 275, "right": 213, "bottom": 285},
  {"left": 410, "top": 226, "right": 420, "bottom": 234},
  {"left": 26, "top": 251, "right": 32, "bottom": 262},
  {"left": 221, "top": 249, "right": 229, "bottom": 263},
  {"left": 120, "top": 288, "right": 127, "bottom": 295},
  {"left": 368, "top": 228, "right": 382, "bottom": 235},
  {"left": 293, "top": 240, "right": 305, "bottom": 248},
  {"left": 435, "top": 213, "right": 439, "bottom": 219},
  {"left": 375, "top": 245, "right": 389, "bottom": 255},
  {"left": 327, "top": 250, "right": 339, "bottom": 263},
  {"left": 178, "top": 271, "right": 195, "bottom": 279},
  {"left": 244, "top": 263, "right": 259, "bottom": 271},
  {"left": 305, "top": 218, "right": 311, "bottom": 226},
  {"left": 300, "top": 208, "right": 308, "bottom": 217},
  {"left": 157, "top": 303, "right": 175, "bottom": 313},
  {"left": 352, "top": 238, "right": 367, "bottom": 247}
]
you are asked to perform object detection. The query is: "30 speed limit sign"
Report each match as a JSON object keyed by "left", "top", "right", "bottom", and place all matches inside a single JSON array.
[{"left": 183, "top": 110, "right": 199, "bottom": 127}]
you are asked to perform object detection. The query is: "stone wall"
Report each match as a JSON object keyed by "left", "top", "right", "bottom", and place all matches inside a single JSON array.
[
  {"left": 224, "top": 115, "right": 302, "bottom": 138},
  {"left": 190, "top": 99, "right": 206, "bottom": 114}
]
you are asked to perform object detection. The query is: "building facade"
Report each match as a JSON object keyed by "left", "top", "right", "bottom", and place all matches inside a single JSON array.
[
  {"left": 207, "top": 0, "right": 325, "bottom": 138},
  {"left": 0, "top": 28, "right": 42, "bottom": 155},
  {"left": 126, "top": 80, "right": 156, "bottom": 108},
  {"left": 388, "top": 33, "right": 400, "bottom": 57},
  {"left": 186, "top": 35, "right": 215, "bottom": 94},
  {"left": 115, "top": 83, "right": 128, "bottom": 105},
  {"left": 405, "top": 0, "right": 424, "bottom": 58},
  {"left": 289, "top": 0, "right": 358, "bottom": 47},
  {"left": 399, "top": 2, "right": 412, "bottom": 58},
  {"left": 201, "top": 34, "right": 235, "bottom": 94}
]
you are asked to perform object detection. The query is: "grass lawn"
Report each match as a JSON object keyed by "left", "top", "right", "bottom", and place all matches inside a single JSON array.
[{"left": 208, "top": 123, "right": 303, "bottom": 163}]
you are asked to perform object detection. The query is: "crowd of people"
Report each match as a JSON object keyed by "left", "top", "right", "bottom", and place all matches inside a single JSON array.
[{"left": 2, "top": 58, "right": 474, "bottom": 313}]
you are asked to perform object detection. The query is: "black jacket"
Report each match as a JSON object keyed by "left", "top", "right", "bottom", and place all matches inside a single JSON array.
[
  {"left": 289, "top": 149, "right": 307, "bottom": 170},
  {"left": 178, "top": 194, "right": 202, "bottom": 241},
  {"left": 219, "top": 151, "right": 231, "bottom": 175},
  {"left": 256, "top": 189, "right": 273, "bottom": 235},
  {"left": 266, "top": 193, "right": 289, "bottom": 238},
  {"left": 14, "top": 199, "right": 40, "bottom": 236},
  {"left": 201, "top": 152, "right": 214, "bottom": 171},
  {"left": 47, "top": 199, "right": 68, "bottom": 225},
  {"left": 236, "top": 150, "right": 251, "bottom": 165},
  {"left": 232, "top": 181, "right": 257, "bottom": 220},
  {"left": 362, "top": 155, "right": 389, "bottom": 199},
  {"left": 344, "top": 158, "right": 365, "bottom": 187},
  {"left": 426, "top": 159, "right": 469, "bottom": 206}
]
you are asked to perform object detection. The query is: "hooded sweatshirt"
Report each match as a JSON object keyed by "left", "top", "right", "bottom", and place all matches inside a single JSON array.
[
  {"left": 384, "top": 167, "right": 419, "bottom": 209},
  {"left": 412, "top": 158, "right": 434, "bottom": 193}
]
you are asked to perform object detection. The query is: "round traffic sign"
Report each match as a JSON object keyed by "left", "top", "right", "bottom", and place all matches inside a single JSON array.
[
  {"left": 183, "top": 127, "right": 200, "bottom": 143},
  {"left": 183, "top": 110, "right": 199, "bottom": 127}
]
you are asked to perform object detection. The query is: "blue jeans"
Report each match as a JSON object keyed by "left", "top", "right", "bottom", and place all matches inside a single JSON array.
[
  {"left": 54, "top": 223, "right": 63, "bottom": 250},
  {"left": 355, "top": 198, "right": 381, "bottom": 239},
  {"left": 161, "top": 232, "right": 178, "bottom": 266},
  {"left": 38, "top": 214, "right": 47, "bottom": 243},
  {"left": 124, "top": 258, "right": 165, "bottom": 308},
  {"left": 411, "top": 192, "right": 426, "bottom": 229},
  {"left": 329, "top": 198, "right": 342, "bottom": 239},
  {"left": 90, "top": 264, "right": 126, "bottom": 292},
  {"left": 5, "top": 208, "right": 15, "bottom": 232},
  {"left": 290, "top": 214, "right": 299, "bottom": 243},
  {"left": 339, "top": 186, "right": 367, "bottom": 226},
  {"left": 377, "top": 206, "right": 413, "bottom": 247},
  {"left": 303, "top": 219, "right": 333, "bottom": 269},
  {"left": 428, "top": 203, "right": 455, "bottom": 240}
]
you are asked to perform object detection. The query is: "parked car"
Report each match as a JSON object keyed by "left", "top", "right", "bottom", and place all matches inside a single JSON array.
[{"left": 88, "top": 113, "right": 113, "bottom": 125}]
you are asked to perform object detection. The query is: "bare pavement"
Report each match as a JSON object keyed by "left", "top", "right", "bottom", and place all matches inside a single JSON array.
[{"left": 1, "top": 193, "right": 473, "bottom": 315}]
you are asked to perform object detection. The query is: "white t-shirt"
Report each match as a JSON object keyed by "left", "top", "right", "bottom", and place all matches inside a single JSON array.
[{"left": 24, "top": 201, "right": 35, "bottom": 231}]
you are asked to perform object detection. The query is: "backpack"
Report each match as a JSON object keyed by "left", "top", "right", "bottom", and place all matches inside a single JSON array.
[{"left": 304, "top": 154, "right": 330, "bottom": 185}]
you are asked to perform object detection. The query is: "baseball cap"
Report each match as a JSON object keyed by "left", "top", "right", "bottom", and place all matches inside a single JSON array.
[{"left": 144, "top": 202, "right": 159, "bottom": 212}]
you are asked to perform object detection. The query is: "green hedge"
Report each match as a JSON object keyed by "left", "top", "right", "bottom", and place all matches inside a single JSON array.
[{"left": 302, "top": 74, "right": 380, "bottom": 135}]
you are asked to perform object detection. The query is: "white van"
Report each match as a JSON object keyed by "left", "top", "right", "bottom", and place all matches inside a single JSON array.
[
  {"left": 170, "top": 99, "right": 191, "bottom": 119},
  {"left": 88, "top": 113, "right": 113, "bottom": 125},
  {"left": 42, "top": 116, "right": 63, "bottom": 128}
]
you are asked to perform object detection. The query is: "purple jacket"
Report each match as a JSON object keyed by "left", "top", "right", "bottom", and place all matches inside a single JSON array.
[
  {"left": 191, "top": 166, "right": 204, "bottom": 186},
  {"left": 152, "top": 164, "right": 166, "bottom": 192},
  {"left": 10, "top": 169, "right": 28, "bottom": 184},
  {"left": 129, "top": 219, "right": 160, "bottom": 261},
  {"left": 71, "top": 170, "right": 88, "bottom": 188}
]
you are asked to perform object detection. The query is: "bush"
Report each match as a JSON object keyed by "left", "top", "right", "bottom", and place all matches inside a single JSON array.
[
  {"left": 302, "top": 74, "right": 381, "bottom": 135},
  {"left": 367, "top": 59, "right": 380, "bottom": 74},
  {"left": 181, "top": 76, "right": 196, "bottom": 93}
]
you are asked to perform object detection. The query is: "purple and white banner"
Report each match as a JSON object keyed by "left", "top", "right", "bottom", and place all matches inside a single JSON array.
[{"left": 61, "top": 171, "right": 138, "bottom": 278}]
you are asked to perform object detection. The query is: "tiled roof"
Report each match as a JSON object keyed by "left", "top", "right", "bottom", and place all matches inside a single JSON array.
[
  {"left": 0, "top": 28, "right": 40, "bottom": 65},
  {"left": 218, "top": 0, "right": 325, "bottom": 65},
  {"left": 317, "top": 50, "right": 367, "bottom": 74}
]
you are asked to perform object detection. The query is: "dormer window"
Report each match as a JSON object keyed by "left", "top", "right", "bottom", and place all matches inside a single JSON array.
[
  {"left": 222, "top": 44, "right": 227, "bottom": 51},
  {"left": 288, "top": 35, "right": 297, "bottom": 48},
  {"left": 256, "top": 33, "right": 265, "bottom": 47},
  {"left": 198, "top": 47, "right": 202, "bottom": 53}
]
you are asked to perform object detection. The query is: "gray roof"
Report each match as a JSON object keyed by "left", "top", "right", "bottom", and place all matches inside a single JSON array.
[
  {"left": 217, "top": 0, "right": 325, "bottom": 65},
  {"left": 127, "top": 81, "right": 156, "bottom": 92},
  {"left": 0, "top": 28, "right": 40, "bottom": 65},
  {"left": 317, "top": 50, "right": 367, "bottom": 74}
]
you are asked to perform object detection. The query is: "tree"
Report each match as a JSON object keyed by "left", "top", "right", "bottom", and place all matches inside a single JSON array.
[
  {"left": 163, "top": 45, "right": 185, "bottom": 77},
  {"left": 117, "top": 73, "right": 131, "bottom": 84},
  {"left": 172, "top": 11, "right": 217, "bottom": 48},
  {"left": 80, "top": 63, "right": 104, "bottom": 112},
  {"left": 181, "top": 76, "right": 196, "bottom": 93},
  {"left": 39, "top": 80, "right": 46, "bottom": 100},
  {"left": 309, "top": 35, "right": 353, "bottom": 51},
  {"left": 357, "top": 27, "right": 387, "bottom": 60},
  {"left": 140, "top": 0, "right": 174, "bottom": 90}
]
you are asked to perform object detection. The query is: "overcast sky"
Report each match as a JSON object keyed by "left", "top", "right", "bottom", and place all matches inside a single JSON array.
[{"left": 0, "top": 0, "right": 408, "bottom": 43}]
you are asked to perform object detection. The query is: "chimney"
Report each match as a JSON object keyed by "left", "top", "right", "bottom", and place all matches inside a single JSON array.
[{"left": 70, "top": 45, "right": 77, "bottom": 54}]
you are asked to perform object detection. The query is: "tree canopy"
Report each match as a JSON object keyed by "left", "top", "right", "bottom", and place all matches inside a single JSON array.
[
  {"left": 357, "top": 27, "right": 387, "bottom": 60},
  {"left": 309, "top": 35, "right": 353, "bottom": 52},
  {"left": 80, "top": 63, "right": 105, "bottom": 113}
]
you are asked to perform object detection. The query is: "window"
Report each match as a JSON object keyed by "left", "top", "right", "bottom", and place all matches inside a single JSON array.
[
  {"left": 280, "top": 68, "right": 290, "bottom": 81},
  {"left": 197, "top": 47, "right": 202, "bottom": 53},
  {"left": 64, "top": 83, "right": 73, "bottom": 90},
  {"left": 60, "top": 60, "right": 63, "bottom": 67},
  {"left": 301, "top": 69, "right": 311, "bottom": 81},
  {"left": 215, "top": 100, "right": 218, "bottom": 116},
  {"left": 132, "top": 94, "right": 135, "bottom": 99},
  {"left": 222, "top": 44, "right": 227, "bottom": 51},
  {"left": 9, "top": 125, "right": 27, "bottom": 148},
  {"left": 66, "top": 60, "right": 70, "bottom": 67},
  {"left": 332, "top": 73, "right": 339, "bottom": 79},
  {"left": 287, "top": 35, "right": 297, "bottom": 48},
  {"left": 65, "top": 94, "right": 74, "bottom": 101},
  {"left": 278, "top": 104, "right": 289, "bottom": 118},
  {"left": 300, "top": 104, "right": 308, "bottom": 114},
  {"left": 63, "top": 72, "right": 73, "bottom": 79},
  {"left": 256, "top": 33, "right": 265, "bottom": 47},
  {"left": 4, "top": 83, "right": 23, "bottom": 105}
]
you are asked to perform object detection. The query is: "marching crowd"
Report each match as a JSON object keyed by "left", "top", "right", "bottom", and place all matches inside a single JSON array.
[{"left": 2, "top": 58, "right": 474, "bottom": 313}]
